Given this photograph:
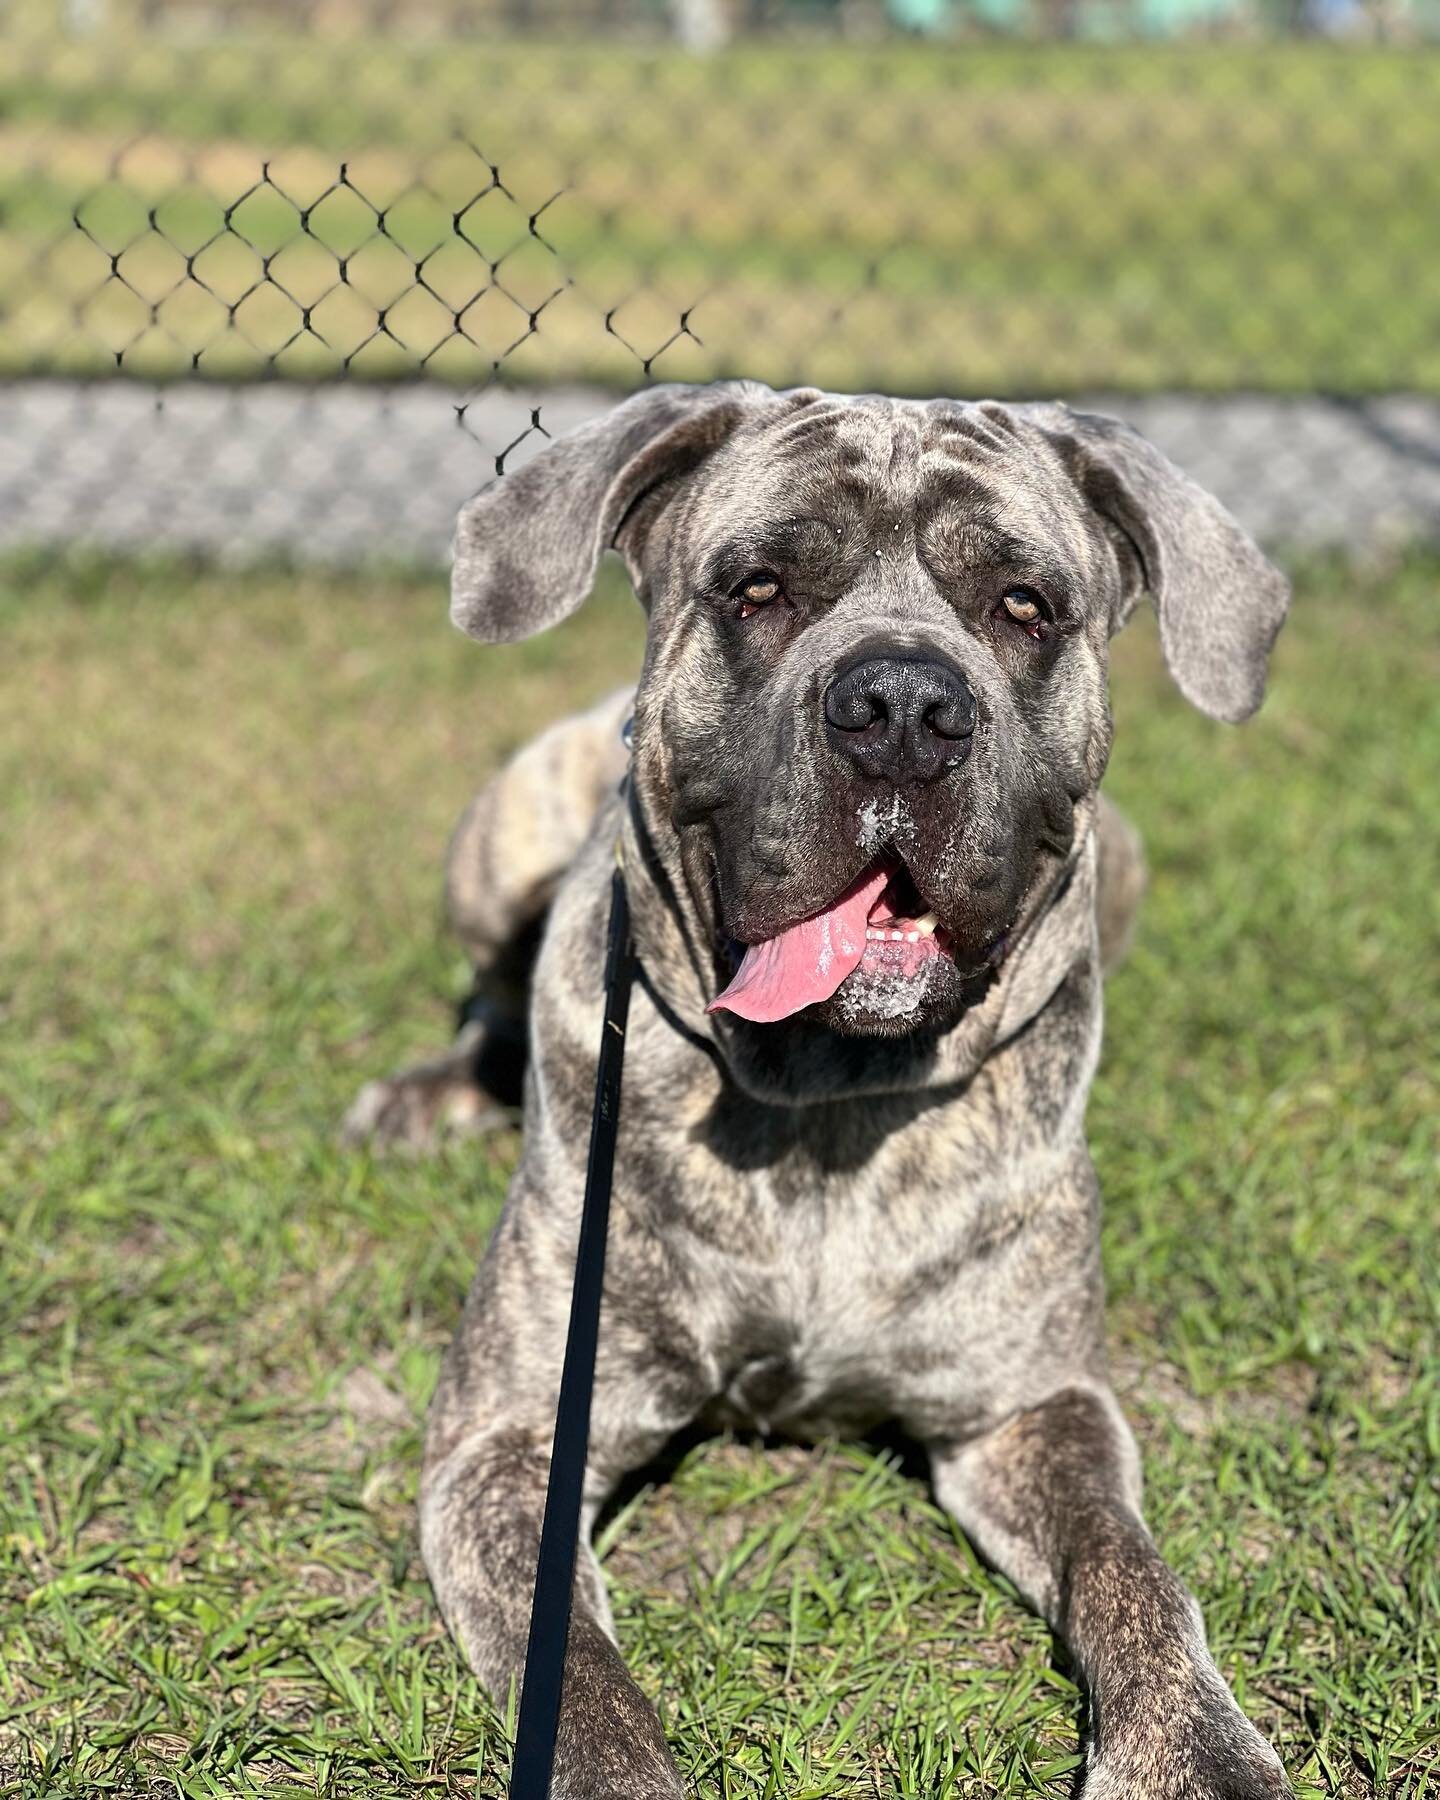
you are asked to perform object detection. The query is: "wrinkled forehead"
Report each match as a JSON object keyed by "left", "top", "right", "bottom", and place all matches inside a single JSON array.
[{"left": 690, "top": 394, "right": 1100, "bottom": 576}]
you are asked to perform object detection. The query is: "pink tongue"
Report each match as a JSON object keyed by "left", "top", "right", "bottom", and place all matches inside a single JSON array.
[{"left": 707, "top": 865, "right": 891, "bottom": 1024}]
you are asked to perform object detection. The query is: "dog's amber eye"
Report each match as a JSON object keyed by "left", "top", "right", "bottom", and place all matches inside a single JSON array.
[
  {"left": 735, "top": 573, "right": 783, "bottom": 619},
  {"left": 1002, "top": 588, "right": 1041, "bottom": 623},
  {"left": 996, "top": 586, "right": 1047, "bottom": 640}
]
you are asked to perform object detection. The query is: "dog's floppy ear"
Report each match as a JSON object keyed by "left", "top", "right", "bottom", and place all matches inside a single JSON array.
[
  {"left": 1028, "top": 404, "right": 1290, "bottom": 723},
  {"left": 451, "top": 382, "right": 756, "bottom": 644}
]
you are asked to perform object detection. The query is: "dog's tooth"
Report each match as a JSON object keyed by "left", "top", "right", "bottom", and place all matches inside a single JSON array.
[
  {"left": 891, "top": 930, "right": 904, "bottom": 941},
  {"left": 914, "top": 911, "right": 938, "bottom": 937},
  {"left": 905, "top": 931, "right": 919, "bottom": 942}
]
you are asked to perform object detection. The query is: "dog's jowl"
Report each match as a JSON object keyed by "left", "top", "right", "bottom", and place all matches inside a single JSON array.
[{"left": 348, "top": 384, "right": 1292, "bottom": 1799}]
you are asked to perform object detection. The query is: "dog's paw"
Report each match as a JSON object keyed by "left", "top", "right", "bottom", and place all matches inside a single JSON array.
[
  {"left": 1084, "top": 1693, "right": 1289, "bottom": 1800},
  {"left": 340, "top": 1063, "right": 511, "bottom": 1152},
  {"left": 551, "top": 1785, "right": 683, "bottom": 1800},
  {"left": 548, "top": 1750, "right": 685, "bottom": 1800}
]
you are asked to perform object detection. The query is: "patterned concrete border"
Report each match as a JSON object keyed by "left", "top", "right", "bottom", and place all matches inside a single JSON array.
[{"left": 3, "top": 380, "right": 1437, "bottom": 568}]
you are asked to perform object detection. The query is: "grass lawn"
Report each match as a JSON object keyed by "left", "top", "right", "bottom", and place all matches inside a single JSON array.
[
  {"left": 4, "top": 17, "right": 1440, "bottom": 392},
  {"left": 1, "top": 549, "right": 1436, "bottom": 1797}
]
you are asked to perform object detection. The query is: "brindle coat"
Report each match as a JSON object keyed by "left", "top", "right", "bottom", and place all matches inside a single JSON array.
[{"left": 345, "top": 383, "right": 1292, "bottom": 1799}]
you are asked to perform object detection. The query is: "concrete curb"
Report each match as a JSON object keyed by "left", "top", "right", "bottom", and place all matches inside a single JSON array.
[{"left": 3, "top": 380, "right": 1437, "bottom": 567}]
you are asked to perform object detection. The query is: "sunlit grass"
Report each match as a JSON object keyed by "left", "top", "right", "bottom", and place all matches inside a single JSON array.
[{"left": 1, "top": 552, "right": 1436, "bottom": 1795}]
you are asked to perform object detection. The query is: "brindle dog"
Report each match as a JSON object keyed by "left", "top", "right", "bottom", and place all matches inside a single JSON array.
[{"left": 345, "top": 383, "right": 1292, "bottom": 1799}]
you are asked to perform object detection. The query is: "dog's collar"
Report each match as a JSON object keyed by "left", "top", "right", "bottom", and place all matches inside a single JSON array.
[{"left": 615, "top": 717, "right": 635, "bottom": 872}]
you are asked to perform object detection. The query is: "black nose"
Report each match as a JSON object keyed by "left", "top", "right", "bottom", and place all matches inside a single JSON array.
[{"left": 823, "top": 651, "right": 977, "bottom": 784}]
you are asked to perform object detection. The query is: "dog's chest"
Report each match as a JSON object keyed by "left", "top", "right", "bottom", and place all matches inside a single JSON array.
[{"left": 682, "top": 1088, "right": 1073, "bottom": 1439}]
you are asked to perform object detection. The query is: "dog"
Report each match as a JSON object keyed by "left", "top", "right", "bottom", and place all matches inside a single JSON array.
[{"left": 344, "top": 382, "right": 1292, "bottom": 1799}]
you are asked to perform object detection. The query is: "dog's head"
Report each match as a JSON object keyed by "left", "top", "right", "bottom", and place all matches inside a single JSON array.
[{"left": 453, "top": 383, "right": 1288, "bottom": 1039}]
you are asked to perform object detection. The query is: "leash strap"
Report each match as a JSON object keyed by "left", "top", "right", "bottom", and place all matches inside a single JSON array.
[{"left": 508, "top": 861, "right": 637, "bottom": 1800}]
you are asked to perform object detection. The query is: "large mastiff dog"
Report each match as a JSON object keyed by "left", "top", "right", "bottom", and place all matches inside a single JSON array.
[{"left": 346, "top": 383, "right": 1292, "bottom": 1798}]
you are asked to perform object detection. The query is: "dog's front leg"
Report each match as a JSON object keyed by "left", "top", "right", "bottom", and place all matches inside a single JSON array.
[
  {"left": 931, "top": 1385, "right": 1289, "bottom": 1800},
  {"left": 422, "top": 1429, "right": 679, "bottom": 1797},
  {"left": 420, "top": 1201, "right": 693, "bottom": 1800}
]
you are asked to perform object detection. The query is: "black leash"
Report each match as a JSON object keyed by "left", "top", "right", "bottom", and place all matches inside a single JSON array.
[{"left": 508, "top": 857, "right": 637, "bottom": 1800}]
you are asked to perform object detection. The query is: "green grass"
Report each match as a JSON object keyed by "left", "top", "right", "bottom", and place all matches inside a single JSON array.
[
  {"left": 3, "top": 14, "right": 1440, "bottom": 392},
  {"left": 1, "top": 551, "right": 1437, "bottom": 1796}
]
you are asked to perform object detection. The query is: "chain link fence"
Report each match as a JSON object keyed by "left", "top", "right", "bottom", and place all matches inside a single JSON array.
[{"left": 3, "top": 0, "right": 1439, "bottom": 565}]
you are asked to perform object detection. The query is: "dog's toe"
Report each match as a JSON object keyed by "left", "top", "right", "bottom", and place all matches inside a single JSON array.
[{"left": 1084, "top": 1710, "right": 1290, "bottom": 1800}]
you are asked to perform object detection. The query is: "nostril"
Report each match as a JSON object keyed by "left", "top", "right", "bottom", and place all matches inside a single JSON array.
[
  {"left": 923, "top": 691, "right": 977, "bottom": 740},
  {"left": 825, "top": 678, "right": 886, "bottom": 735}
]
